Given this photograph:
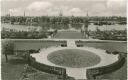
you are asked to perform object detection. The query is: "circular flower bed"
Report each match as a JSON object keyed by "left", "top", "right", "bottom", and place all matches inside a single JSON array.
[{"left": 47, "top": 49, "right": 101, "bottom": 68}]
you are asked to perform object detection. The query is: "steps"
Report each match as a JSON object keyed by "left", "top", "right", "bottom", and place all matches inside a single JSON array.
[
  {"left": 66, "top": 68, "right": 87, "bottom": 79},
  {"left": 67, "top": 40, "right": 76, "bottom": 47}
]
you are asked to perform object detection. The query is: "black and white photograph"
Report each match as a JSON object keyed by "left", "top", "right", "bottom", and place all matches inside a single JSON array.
[{"left": 1, "top": 0, "right": 127, "bottom": 80}]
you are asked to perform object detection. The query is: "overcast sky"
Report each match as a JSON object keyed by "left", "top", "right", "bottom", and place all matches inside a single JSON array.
[{"left": 1, "top": 0, "right": 127, "bottom": 16}]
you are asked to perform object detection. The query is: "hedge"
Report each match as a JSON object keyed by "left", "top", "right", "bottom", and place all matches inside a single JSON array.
[
  {"left": 86, "top": 54, "right": 125, "bottom": 79},
  {"left": 76, "top": 44, "right": 83, "bottom": 47},
  {"left": 28, "top": 56, "right": 67, "bottom": 78},
  {"left": 61, "top": 44, "right": 67, "bottom": 47}
]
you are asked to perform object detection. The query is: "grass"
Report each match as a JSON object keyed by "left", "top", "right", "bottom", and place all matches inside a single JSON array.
[
  {"left": 47, "top": 49, "right": 101, "bottom": 68},
  {"left": 97, "top": 55, "right": 127, "bottom": 80},
  {"left": 54, "top": 31, "right": 83, "bottom": 39},
  {"left": 76, "top": 41, "right": 127, "bottom": 80},
  {"left": 14, "top": 41, "right": 61, "bottom": 50},
  {"left": 2, "top": 40, "right": 127, "bottom": 80},
  {"left": 2, "top": 40, "right": 64, "bottom": 50},
  {"left": 1, "top": 54, "right": 60, "bottom": 80},
  {"left": 77, "top": 41, "right": 127, "bottom": 53},
  {"left": 1, "top": 54, "right": 26, "bottom": 80}
]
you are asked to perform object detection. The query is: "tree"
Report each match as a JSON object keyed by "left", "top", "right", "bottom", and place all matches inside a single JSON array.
[{"left": 2, "top": 40, "right": 14, "bottom": 62}]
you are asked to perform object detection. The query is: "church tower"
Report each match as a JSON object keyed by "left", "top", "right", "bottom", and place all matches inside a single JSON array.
[
  {"left": 24, "top": 11, "right": 25, "bottom": 17},
  {"left": 82, "top": 12, "right": 89, "bottom": 38},
  {"left": 59, "top": 9, "right": 63, "bottom": 17}
]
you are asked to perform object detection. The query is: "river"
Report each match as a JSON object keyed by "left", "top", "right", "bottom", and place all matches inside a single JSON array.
[{"left": 1, "top": 23, "right": 126, "bottom": 31}]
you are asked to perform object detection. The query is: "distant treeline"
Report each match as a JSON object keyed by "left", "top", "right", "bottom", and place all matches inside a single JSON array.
[
  {"left": 1, "top": 16, "right": 127, "bottom": 26},
  {"left": 89, "top": 29, "right": 127, "bottom": 41},
  {"left": 1, "top": 28, "right": 57, "bottom": 39}
]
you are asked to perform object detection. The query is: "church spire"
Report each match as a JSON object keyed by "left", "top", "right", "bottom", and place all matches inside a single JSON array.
[
  {"left": 87, "top": 11, "right": 88, "bottom": 17},
  {"left": 24, "top": 11, "right": 25, "bottom": 17},
  {"left": 86, "top": 11, "right": 89, "bottom": 18},
  {"left": 59, "top": 8, "right": 63, "bottom": 17}
]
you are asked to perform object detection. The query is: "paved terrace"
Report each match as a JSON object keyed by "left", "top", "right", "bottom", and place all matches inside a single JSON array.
[
  {"left": 4, "top": 38, "right": 127, "bottom": 43},
  {"left": 31, "top": 39, "right": 119, "bottom": 79}
]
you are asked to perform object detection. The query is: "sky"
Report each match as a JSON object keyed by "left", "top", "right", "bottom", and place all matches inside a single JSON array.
[{"left": 1, "top": 0, "right": 127, "bottom": 16}]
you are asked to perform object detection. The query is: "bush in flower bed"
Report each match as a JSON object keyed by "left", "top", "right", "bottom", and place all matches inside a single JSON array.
[
  {"left": 76, "top": 44, "right": 84, "bottom": 47},
  {"left": 28, "top": 49, "right": 40, "bottom": 54},
  {"left": 28, "top": 56, "right": 67, "bottom": 78},
  {"left": 112, "top": 51, "right": 119, "bottom": 55},
  {"left": 75, "top": 40, "right": 83, "bottom": 46},
  {"left": 61, "top": 44, "right": 67, "bottom": 47},
  {"left": 86, "top": 53, "right": 125, "bottom": 79},
  {"left": 105, "top": 50, "right": 111, "bottom": 54},
  {"left": 60, "top": 41, "right": 67, "bottom": 47}
]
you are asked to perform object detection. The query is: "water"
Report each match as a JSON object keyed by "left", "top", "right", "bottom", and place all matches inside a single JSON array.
[
  {"left": 1, "top": 23, "right": 41, "bottom": 31},
  {"left": 1, "top": 23, "right": 126, "bottom": 31},
  {"left": 88, "top": 24, "right": 126, "bottom": 31}
]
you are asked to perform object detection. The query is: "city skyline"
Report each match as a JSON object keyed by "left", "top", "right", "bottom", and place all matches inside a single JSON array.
[{"left": 1, "top": 0, "right": 127, "bottom": 17}]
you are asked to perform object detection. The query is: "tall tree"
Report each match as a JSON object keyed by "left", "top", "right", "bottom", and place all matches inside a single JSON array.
[{"left": 2, "top": 40, "right": 14, "bottom": 62}]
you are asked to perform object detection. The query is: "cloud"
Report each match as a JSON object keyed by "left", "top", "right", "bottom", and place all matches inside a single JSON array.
[
  {"left": 1, "top": 0, "right": 26, "bottom": 2},
  {"left": 9, "top": 9, "right": 19, "bottom": 13},
  {"left": 27, "top": 1, "right": 53, "bottom": 11},
  {"left": 3, "top": 0, "right": 126, "bottom": 16},
  {"left": 69, "top": 8, "right": 82, "bottom": 13},
  {"left": 9, "top": 8, "right": 24, "bottom": 16},
  {"left": 68, "top": 8, "right": 84, "bottom": 16},
  {"left": 87, "top": 0, "right": 126, "bottom": 16},
  {"left": 106, "top": 0, "right": 126, "bottom": 16},
  {"left": 26, "top": 1, "right": 85, "bottom": 16},
  {"left": 107, "top": 0, "right": 126, "bottom": 8},
  {"left": 89, "top": 3, "right": 107, "bottom": 16},
  {"left": 44, "top": 6, "right": 69, "bottom": 16},
  {"left": 106, "top": 0, "right": 126, "bottom": 11}
]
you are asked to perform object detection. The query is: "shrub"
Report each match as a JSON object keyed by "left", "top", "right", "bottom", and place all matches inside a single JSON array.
[
  {"left": 86, "top": 54, "right": 125, "bottom": 79},
  {"left": 61, "top": 44, "right": 67, "bottom": 47},
  {"left": 29, "top": 56, "right": 67, "bottom": 78},
  {"left": 28, "top": 49, "right": 40, "bottom": 54},
  {"left": 112, "top": 51, "right": 119, "bottom": 55},
  {"left": 105, "top": 50, "right": 111, "bottom": 54},
  {"left": 77, "top": 44, "right": 83, "bottom": 47},
  {"left": 2, "top": 40, "right": 14, "bottom": 62}
]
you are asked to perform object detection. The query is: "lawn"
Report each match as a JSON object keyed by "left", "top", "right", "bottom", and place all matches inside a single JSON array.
[
  {"left": 1, "top": 39, "right": 66, "bottom": 80},
  {"left": 1, "top": 55, "right": 26, "bottom": 80},
  {"left": 2, "top": 39, "right": 65, "bottom": 50},
  {"left": 76, "top": 41, "right": 127, "bottom": 53},
  {"left": 1, "top": 54, "right": 60, "bottom": 80},
  {"left": 76, "top": 41, "right": 127, "bottom": 80},
  {"left": 98, "top": 58, "right": 127, "bottom": 80},
  {"left": 47, "top": 49, "right": 101, "bottom": 68},
  {"left": 14, "top": 41, "right": 61, "bottom": 50},
  {"left": 54, "top": 31, "right": 83, "bottom": 39},
  {"left": 2, "top": 39, "right": 127, "bottom": 80}
]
